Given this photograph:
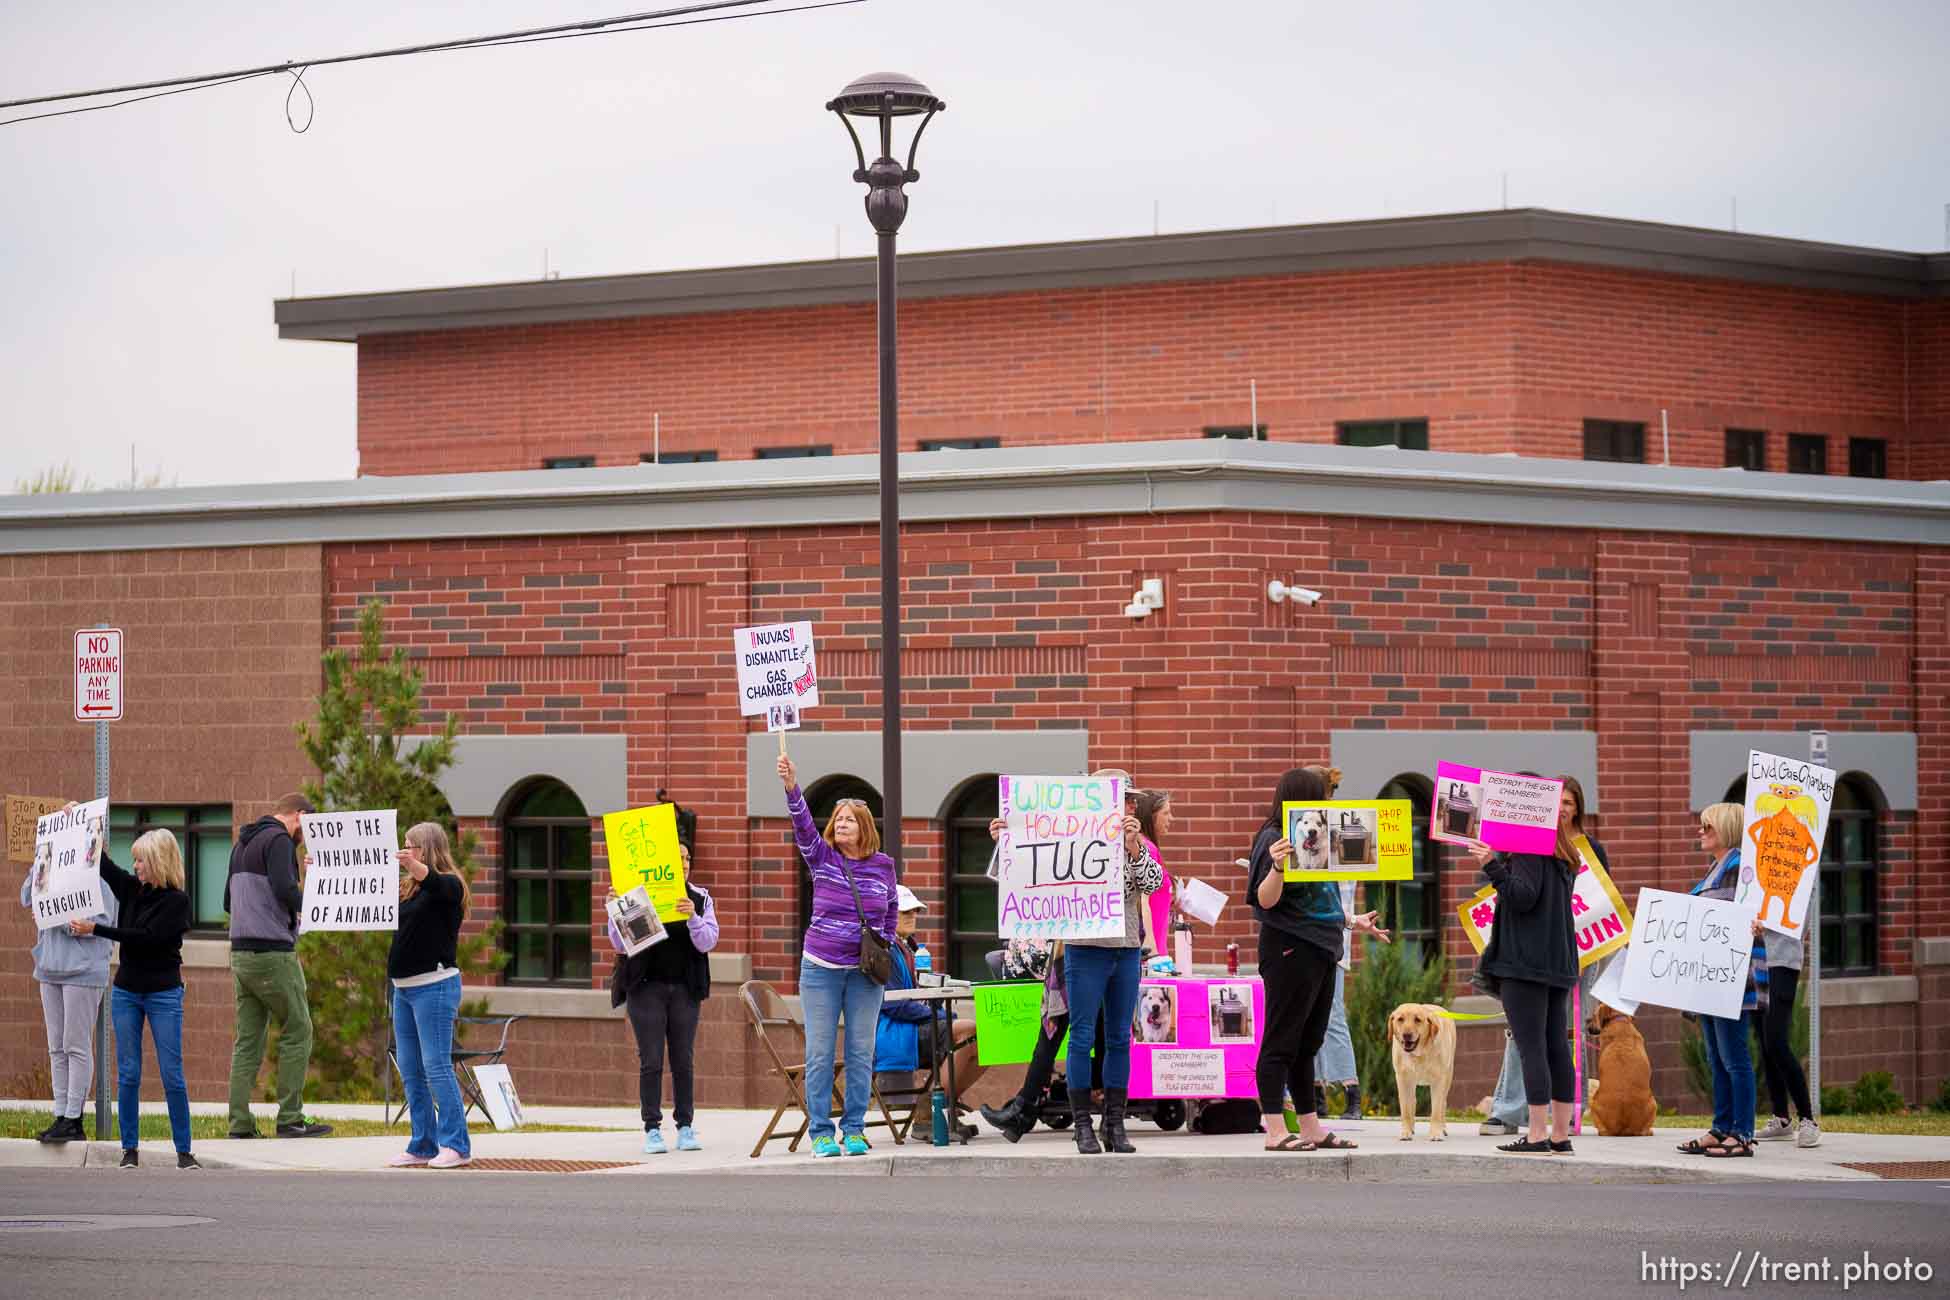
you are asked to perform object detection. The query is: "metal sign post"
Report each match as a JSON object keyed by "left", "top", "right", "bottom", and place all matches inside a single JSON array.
[
  {"left": 1808, "top": 729, "right": 1827, "bottom": 1121},
  {"left": 78, "top": 622, "right": 120, "bottom": 1139},
  {"left": 93, "top": 714, "right": 110, "bottom": 1138}
]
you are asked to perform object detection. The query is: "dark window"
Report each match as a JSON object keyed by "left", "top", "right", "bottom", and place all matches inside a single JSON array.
[
  {"left": 1819, "top": 777, "right": 1880, "bottom": 976},
  {"left": 1364, "top": 774, "right": 1437, "bottom": 961},
  {"left": 1786, "top": 434, "right": 1828, "bottom": 475},
  {"left": 503, "top": 780, "right": 592, "bottom": 985},
  {"left": 109, "top": 805, "right": 233, "bottom": 930},
  {"left": 1848, "top": 438, "right": 1887, "bottom": 479},
  {"left": 1582, "top": 420, "right": 1645, "bottom": 464},
  {"left": 755, "top": 445, "right": 833, "bottom": 459},
  {"left": 943, "top": 777, "right": 1000, "bottom": 981},
  {"left": 641, "top": 450, "right": 719, "bottom": 464},
  {"left": 1724, "top": 428, "right": 1767, "bottom": 471},
  {"left": 919, "top": 437, "right": 1001, "bottom": 451},
  {"left": 1202, "top": 425, "right": 1267, "bottom": 440},
  {"left": 1337, "top": 419, "right": 1430, "bottom": 451},
  {"left": 796, "top": 777, "right": 884, "bottom": 939},
  {"left": 542, "top": 456, "right": 595, "bottom": 469}
]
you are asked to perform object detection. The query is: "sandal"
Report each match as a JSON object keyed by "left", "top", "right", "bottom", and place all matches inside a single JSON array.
[
  {"left": 1703, "top": 1136, "right": 1754, "bottom": 1158},
  {"left": 1311, "top": 1132, "right": 1358, "bottom": 1150},
  {"left": 1497, "top": 1137, "right": 1553, "bottom": 1153},
  {"left": 1676, "top": 1132, "right": 1725, "bottom": 1155},
  {"left": 1265, "top": 1135, "right": 1313, "bottom": 1152}
]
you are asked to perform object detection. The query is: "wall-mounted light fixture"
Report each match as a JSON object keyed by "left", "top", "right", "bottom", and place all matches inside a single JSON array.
[
  {"left": 1267, "top": 578, "right": 1321, "bottom": 606},
  {"left": 1124, "top": 577, "right": 1164, "bottom": 619}
]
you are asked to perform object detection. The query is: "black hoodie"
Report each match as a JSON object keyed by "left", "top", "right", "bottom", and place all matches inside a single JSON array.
[{"left": 225, "top": 816, "right": 303, "bottom": 952}]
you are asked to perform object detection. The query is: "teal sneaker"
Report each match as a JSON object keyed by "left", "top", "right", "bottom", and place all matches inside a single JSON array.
[
  {"left": 810, "top": 1135, "right": 842, "bottom": 1158},
  {"left": 643, "top": 1128, "right": 667, "bottom": 1155},
  {"left": 843, "top": 1133, "right": 871, "bottom": 1156},
  {"left": 675, "top": 1125, "right": 701, "bottom": 1152}
]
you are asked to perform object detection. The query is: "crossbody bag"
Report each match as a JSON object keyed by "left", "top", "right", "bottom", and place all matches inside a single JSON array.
[{"left": 838, "top": 858, "right": 893, "bottom": 986}]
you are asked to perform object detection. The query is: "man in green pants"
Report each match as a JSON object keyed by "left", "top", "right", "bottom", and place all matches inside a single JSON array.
[{"left": 225, "top": 793, "right": 332, "bottom": 1139}]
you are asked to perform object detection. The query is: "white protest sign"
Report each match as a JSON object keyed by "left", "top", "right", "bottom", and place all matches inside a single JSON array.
[
  {"left": 1144, "top": 1048, "right": 1226, "bottom": 1098},
  {"left": 74, "top": 628, "right": 124, "bottom": 722},
  {"left": 1617, "top": 888, "right": 1754, "bottom": 1019},
  {"left": 733, "top": 621, "right": 819, "bottom": 726},
  {"left": 1736, "top": 749, "right": 1836, "bottom": 939},
  {"left": 29, "top": 798, "right": 108, "bottom": 932},
  {"left": 298, "top": 809, "right": 398, "bottom": 933},
  {"left": 1178, "top": 878, "right": 1227, "bottom": 927},
  {"left": 996, "top": 774, "right": 1125, "bottom": 941},
  {"left": 1589, "top": 952, "right": 1640, "bottom": 1017},
  {"left": 473, "top": 1063, "right": 525, "bottom": 1130}
]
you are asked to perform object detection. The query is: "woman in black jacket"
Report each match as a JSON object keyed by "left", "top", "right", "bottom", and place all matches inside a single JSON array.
[
  {"left": 387, "top": 821, "right": 472, "bottom": 1168},
  {"left": 68, "top": 825, "right": 195, "bottom": 1169},
  {"left": 1467, "top": 777, "right": 1584, "bottom": 1155}
]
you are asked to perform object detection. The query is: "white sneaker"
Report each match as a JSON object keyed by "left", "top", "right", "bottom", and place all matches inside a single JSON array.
[
  {"left": 1796, "top": 1119, "right": 1821, "bottom": 1148},
  {"left": 1479, "top": 1119, "right": 1517, "bottom": 1136},
  {"left": 429, "top": 1147, "right": 471, "bottom": 1168},
  {"left": 387, "top": 1151, "right": 431, "bottom": 1167},
  {"left": 1755, "top": 1116, "right": 1794, "bottom": 1142}
]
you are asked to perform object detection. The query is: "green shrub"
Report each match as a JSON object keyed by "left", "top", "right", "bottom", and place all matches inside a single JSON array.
[
  {"left": 1933, "top": 1078, "right": 1950, "bottom": 1114},
  {"left": 1345, "top": 937, "right": 1447, "bottom": 1116},
  {"left": 1849, "top": 1071, "right": 1905, "bottom": 1115},
  {"left": 1821, "top": 1084, "right": 1856, "bottom": 1115}
]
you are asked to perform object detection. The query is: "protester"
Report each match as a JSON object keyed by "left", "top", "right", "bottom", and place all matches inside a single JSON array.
[
  {"left": 1678, "top": 802, "right": 1764, "bottom": 1159},
  {"left": 877, "top": 885, "right": 983, "bottom": 1136},
  {"left": 224, "top": 793, "right": 330, "bottom": 1139},
  {"left": 1134, "top": 789, "right": 1178, "bottom": 968},
  {"left": 1251, "top": 767, "right": 1388, "bottom": 1151},
  {"left": 1296, "top": 765, "right": 1361, "bottom": 1122},
  {"left": 779, "top": 753, "right": 898, "bottom": 1157},
  {"left": 609, "top": 842, "right": 719, "bottom": 1155},
  {"left": 69, "top": 825, "right": 196, "bottom": 1169},
  {"left": 1752, "top": 890, "right": 1819, "bottom": 1148},
  {"left": 1466, "top": 778, "right": 1587, "bottom": 1154},
  {"left": 1062, "top": 790, "right": 1163, "bottom": 1155},
  {"left": 386, "top": 821, "right": 472, "bottom": 1169},
  {"left": 21, "top": 844, "right": 117, "bottom": 1144}
]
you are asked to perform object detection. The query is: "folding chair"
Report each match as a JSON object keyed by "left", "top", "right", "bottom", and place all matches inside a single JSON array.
[
  {"left": 876, "top": 1008, "right": 981, "bottom": 1142},
  {"left": 742, "top": 979, "right": 904, "bottom": 1157},
  {"left": 385, "top": 1014, "right": 524, "bottom": 1127}
]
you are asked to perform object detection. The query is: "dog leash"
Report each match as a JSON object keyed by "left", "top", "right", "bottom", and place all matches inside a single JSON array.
[{"left": 1435, "top": 1009, "right": 1506, "bottom": 1023}]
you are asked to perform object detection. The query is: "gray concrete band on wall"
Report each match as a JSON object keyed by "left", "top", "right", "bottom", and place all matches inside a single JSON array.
[{"left": 1687, "top": 731, "right": 1918, "bottom": 811}]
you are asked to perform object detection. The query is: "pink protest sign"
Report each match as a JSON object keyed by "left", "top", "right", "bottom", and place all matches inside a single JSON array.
[
  {"left": 1431, "top": 762, "right": 1561, "bottom": 856},
  {"left": 1126, "top": 976, "right": 1263, "bottom": 1100}
]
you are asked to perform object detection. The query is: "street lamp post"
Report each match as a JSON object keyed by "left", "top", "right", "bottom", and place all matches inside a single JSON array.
[{"left": 827, "top": 72, "right": 943, "bottom": 869}]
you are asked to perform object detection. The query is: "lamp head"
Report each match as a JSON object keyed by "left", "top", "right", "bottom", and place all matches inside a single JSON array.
[{"left": 827, "top": 72, "right": 945, "bottom": 236}]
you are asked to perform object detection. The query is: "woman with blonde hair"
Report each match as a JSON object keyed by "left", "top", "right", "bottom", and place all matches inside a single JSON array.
[
  {"left": 1678, "top": 801, "right": 1765, "bottom": 1160},
  {"left": 68, "top": 821, "right": 195, "bottom": 1169},
  {"left": 386, "top": 820, "right": 472, "bottom": 1168}
]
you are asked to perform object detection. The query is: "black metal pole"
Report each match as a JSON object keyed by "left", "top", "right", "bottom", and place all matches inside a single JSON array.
[{"left": 877, "top": 227, "right": 901, "bottom": 870}]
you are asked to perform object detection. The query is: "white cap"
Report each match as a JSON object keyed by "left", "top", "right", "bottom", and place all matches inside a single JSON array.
[{"left": 896, "top": 885, "right": 927, "bottom": 913}]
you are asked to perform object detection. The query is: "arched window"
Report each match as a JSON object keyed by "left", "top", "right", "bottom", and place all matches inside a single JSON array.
[
  {"left": 1820, "top": 775, "right": 1881, "bottom": 976},
  {"left": 796, "top": 776, "right": 884, "bottom": 938},
  {"left": 943, "top": 776, "right": 1000, "bottom": 981},
  {"left": 502, "top": 779, "right": 593, "bottom": 985},
  {"left": 1365, "top": 773, "right": 1438, "bottom": 960}
]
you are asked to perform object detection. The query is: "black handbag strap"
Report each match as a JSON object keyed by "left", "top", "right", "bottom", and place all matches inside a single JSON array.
[{"left": 836, "top": 856, "right": 879, "bottom": 936}]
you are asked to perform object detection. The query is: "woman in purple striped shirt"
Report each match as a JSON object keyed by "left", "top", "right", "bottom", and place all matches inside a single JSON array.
[{"left": 778, "top": 754, "right": 900, "bottom": 1157}]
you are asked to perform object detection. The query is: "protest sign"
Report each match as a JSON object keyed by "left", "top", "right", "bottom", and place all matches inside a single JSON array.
[
  {"left": 996, "top": 774, "right": 1125, "bottom": 941},
  {"left": 1126, "top": 977, "right": 1263, "bottom": 1100},
  {"left": 1178, "top": 877, "right": 1227, "bottom": 927},
  {"left": 1142, "top": 1049, "right": 1227, "bottom": 1098},
  {"left": 606, "top": 886, "right": 667, "bottom": 957},
  {"left": 972, "top": 980, "right": 1063, "bottom": 1066},
  {"left": 733, "top": 621, "right": 819, "bottom": 723},
  {"left": 1617, "top": 887, "right": 1755, "bottom": 1019},
  {"left": 298, "top": 809, "right": 398, "bottom": 933},
  {"left": 1589, "top": 950, "right": 1640, "bottom": 1017},
  {"left": 1280, "top": 800, "right": 1415, "bottom": 882},
  {"left": 472, "top": 1063, "right": 526, "bottom": 1131},
  {"left": 1430, "top": 762, "right": 1561, "bottom": 855},
  {"left": 1455, "top": 835, "right": 1632, "bottom": 970},
  {"left": 29, "top": 798, "right": 108, "bottom": 932},
  {"left": 602, "top": 803, "right": 687, "bottom": 921},
  {"left": 1736, "top": 749, "right": 1836, "bottom": 939},
  {"left": 8, "top": 795, "right": 67, "bottom": 866}
]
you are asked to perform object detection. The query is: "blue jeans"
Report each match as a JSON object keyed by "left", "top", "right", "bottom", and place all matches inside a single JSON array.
[
  {"left": 1314, "top": 966, "right": 1358, "bottom": 1084},
  {"left": 1700, "top": 1013, "right": 1756, "bottom": 1141},
  {"left": 1064, "top": 945, "right": 1141, "bottom": 1094},
  {"left": 394, "top": 976, "right": 469, "bottom": 1157},
  {"left": 799, "top": 959, "right": 884, "bottom": 1140},
  {"left": 111, "top": 986, "right": 190, "bottom": 1154}
]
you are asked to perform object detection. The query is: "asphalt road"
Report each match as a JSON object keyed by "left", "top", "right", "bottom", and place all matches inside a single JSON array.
[{"left": 2, "top": 1169, "right": 1945, "bottom": 1299}]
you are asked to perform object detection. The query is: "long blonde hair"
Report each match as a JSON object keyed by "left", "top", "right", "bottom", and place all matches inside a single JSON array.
[
  {"left": 403, "top": 821, "right": 469, "bottom": 911},
  {"left": 132, "top": 829, "right": 186, "bottom": 891}
]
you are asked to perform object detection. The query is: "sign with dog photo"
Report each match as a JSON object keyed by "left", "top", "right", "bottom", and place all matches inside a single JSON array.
[
  {"left": 1455, "top": 835, "right": 1632, "bottom": 970},
  {"left": 28, "top": 798, "right": 108, "bottom": 932},
  {"left": 1429, "top": 762, "right": 1560, "bottom": 855},
  {"left": 1735, "top": 749, "right": 1835, "bottom": 940},
  {"left": 1280, "top": 800, "right": 1415, "bottom": 881},
  {"left": 995, "top": 774, "right": 1126, "bottom": 940}
]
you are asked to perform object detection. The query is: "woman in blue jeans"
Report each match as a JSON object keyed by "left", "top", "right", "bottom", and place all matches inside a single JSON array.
[
  {"left": 387, "top": 821, "right": 473, "bottom": 1168},
  {"left": 69, "top": 827, "right": 195, "bottom": 1169},
  {"left": 1679, "top": 802, "right": 1765, "bottom": 1159},
  {"left": 779, "top": 754, "right": 899, "bottom": 1158}
]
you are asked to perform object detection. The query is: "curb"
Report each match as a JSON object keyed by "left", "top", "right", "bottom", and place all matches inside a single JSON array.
[{"left": 735, "top": 1150, "right": 1751, "bottom": 1184}]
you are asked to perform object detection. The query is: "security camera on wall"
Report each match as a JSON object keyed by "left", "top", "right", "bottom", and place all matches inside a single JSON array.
[{"left": 1267, "top": 579, "right": 1321, "bottom": 606}]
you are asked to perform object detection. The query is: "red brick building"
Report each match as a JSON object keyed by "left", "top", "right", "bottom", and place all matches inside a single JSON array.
[{"left": 4, "top": 208, "right": 1946, "bottom": 1114}]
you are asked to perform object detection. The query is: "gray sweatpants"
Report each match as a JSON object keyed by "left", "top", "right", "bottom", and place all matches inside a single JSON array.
[{"left": 40, "top": 981, "right": 103, "bottom": 1118}]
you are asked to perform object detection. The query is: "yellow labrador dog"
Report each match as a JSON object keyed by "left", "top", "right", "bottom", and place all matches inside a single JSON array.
[{"left": 1389, "top": 1003, "right": 1456, "bottom": 1141}]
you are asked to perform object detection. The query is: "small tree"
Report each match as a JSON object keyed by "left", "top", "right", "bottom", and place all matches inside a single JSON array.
[{"left": 292, "top": 598, "right": 504, "bottom": 1099}]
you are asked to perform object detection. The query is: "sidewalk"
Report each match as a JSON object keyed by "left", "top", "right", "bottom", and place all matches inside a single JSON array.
[{"left": 5, "top": 1101, "right": 1940, "bottom": 1181}]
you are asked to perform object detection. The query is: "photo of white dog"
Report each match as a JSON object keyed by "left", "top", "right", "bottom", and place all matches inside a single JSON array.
[
  {"left": 1134, "top": 984, "right": 1177, "bottom": 1044},
  {"left": 1287, "top": 808, "right": 1332, "bottom": 874}
]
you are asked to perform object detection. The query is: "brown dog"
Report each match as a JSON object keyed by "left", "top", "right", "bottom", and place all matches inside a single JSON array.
[
  {"left": 1586, "top": 1003, "right": 1657, "bottom": 1136},
  {"left": 1389, "top": 1003, "right": 1456, "bottom": 1141}
]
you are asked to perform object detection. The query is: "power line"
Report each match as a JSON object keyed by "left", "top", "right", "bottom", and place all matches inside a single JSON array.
[{"left": 0, "top": 0, "right": 862, "bottom": 127}]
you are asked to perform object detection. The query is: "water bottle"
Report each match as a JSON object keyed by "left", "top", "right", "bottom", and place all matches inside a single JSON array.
[
  {"left": 1172, "top": 918, "right": 1194, "bottom": 975},
  {"left": 931, "top": 1088, "right": 950, "bottom": 1145},
  {"left": 914, "top": 943, "right": 932, "bottom": 982}
]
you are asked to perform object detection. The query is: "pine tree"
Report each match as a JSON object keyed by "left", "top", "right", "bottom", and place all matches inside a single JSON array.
[{"left": 291, "top": 598, "right": 504, "bottom": 1099}]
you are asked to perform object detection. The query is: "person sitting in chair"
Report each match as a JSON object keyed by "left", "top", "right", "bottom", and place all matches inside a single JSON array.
[{"left": 876, "top": 886, "right": 984, "bottom": 1138}]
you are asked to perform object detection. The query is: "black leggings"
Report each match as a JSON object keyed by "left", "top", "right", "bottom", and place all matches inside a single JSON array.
[
  {"left": 1502, "top": 978, "right": 1574, "bottom": 1106},
  {"left": 1255, "top": 931, "right": 1338, "bottom": 1115},
  {"left": 1753, "top": 965, "right": 1813, "bottom": 1121}
]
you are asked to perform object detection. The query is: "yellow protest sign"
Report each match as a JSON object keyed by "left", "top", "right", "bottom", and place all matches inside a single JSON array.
[
  {"left": 602, "top": 803, "right": 687, "bottom": 921},
  {"left": 1280, "top": 800, "right": 1414, "bottom": 882},
  {"left": 7, "top": 795, "right": 68, "bottom": 866},
  {"left": 1454, "top": 834, "right": 1632, "bottom": 971}
]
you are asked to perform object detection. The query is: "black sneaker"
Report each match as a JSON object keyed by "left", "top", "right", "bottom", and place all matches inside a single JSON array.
[
  {"left": 118, "top": 1149, "right": 139, "bottom": 1169},
  {"left": 40, "top": 1117, "right": 83, "bottom": 1144},
  {"left": 1548, "top": 1139, "right": 1574, "bottom": 1155},
  {"left": 177, "top": 1153, "right": 202, "bottom": 1170},
  {"left": 35, "top": 1118, "right": 63, "bottom": 1143},
  {"left": 276, "top": 1120, "right": 333, "bottom": 1138}
]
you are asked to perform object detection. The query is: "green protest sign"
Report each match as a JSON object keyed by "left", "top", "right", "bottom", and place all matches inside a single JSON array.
[{"left": 973, "top": 980, "right": 1065, "bottom": 1066}]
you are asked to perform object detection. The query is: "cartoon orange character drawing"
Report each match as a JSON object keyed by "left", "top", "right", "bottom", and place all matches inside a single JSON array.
[{"left": 1746, "top": 782, "right": 1820, "bottom": 930}]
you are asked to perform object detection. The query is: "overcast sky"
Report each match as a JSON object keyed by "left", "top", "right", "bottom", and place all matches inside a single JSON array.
[{"left": 4, "top": 0, "right": 1947, "bottom": 490}]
